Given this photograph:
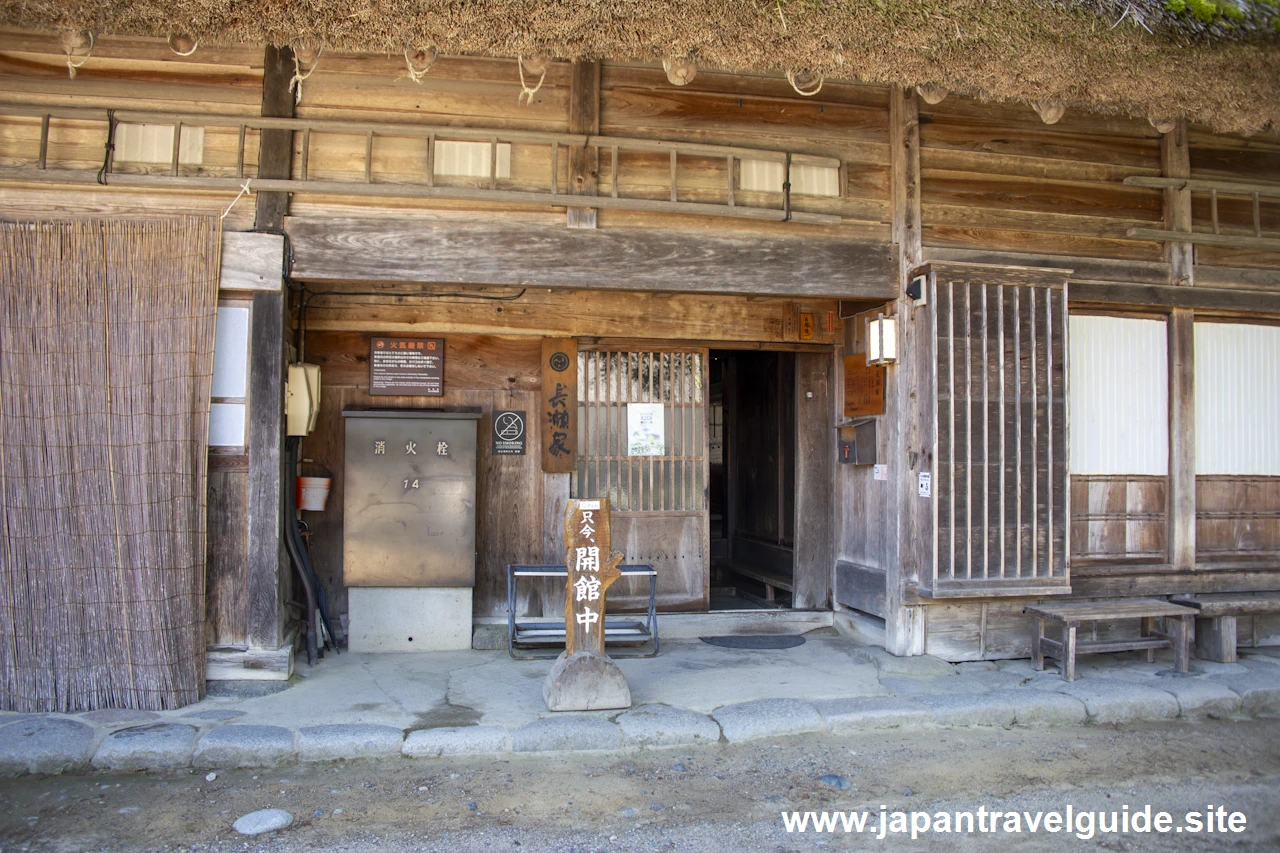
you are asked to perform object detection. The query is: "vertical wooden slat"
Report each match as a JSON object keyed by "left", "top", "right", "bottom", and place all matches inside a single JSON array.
[
  {"left": 981, "top": 283, "right": 989, "bottom": 579},
  {"left": 1046, "top": 285, "right": 1054, "bottom": 579},
  {"left": 490, "top": 137, "right": 498, "bottom": 191},
  {"left": 931, "top": 275, "right": 941, "bottom": 590},
  {"left": 611, "top": 145, "right": 619, "bottom": 198},
  {"left": 1029, "top": 286, "right": 1039, "bottom": 578},
  {"left": 965, "top": 281, "right": 973, "bottom": 580},
  {"left": 998, "top": 283, "right": 1006, "bottom": 579},
  {"left": 1210, "top": 189, "right": 1219, "bottom": 234},
  {"left": 364, "top": 132, "right": 373, "bottom": 183},
  {"left": 1254, "top": 192, "right": 1263, "bottom": 238},
  {"left": 170, "top": 122, "right": 181, "bottom": 176},
  {"left": 1013, "top": 285, "right": 1022, "bottom": 579},
  {"left": 948, "top": 279, "right": 956, "bottom": 581},
  {"left": 426, "top": 133, "right": 435, "bottom": 187},
  {"left": 37, "top": 114, "right": 49, "bottom": 170},
  {"left": 550, "top": 142, "right": 558, "bottom": 196},
  {"left": 726, "top": 156, "right": 735, "bottom": 207},
  {"left": 298, "top": 127, "right": 308, "bottom": 181},
  {"left": 670, "top": 150, "right": 678, "bottom": 203}
]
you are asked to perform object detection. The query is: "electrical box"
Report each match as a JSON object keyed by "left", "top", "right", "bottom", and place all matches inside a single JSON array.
[
  {"left": 342, "top": 410, "right": 481, "bottom": 587},
  {"left": 837, "top": 419, "right": 878, "bottom": 465},
  {"left": 286, "top": 363, "right": 322, "bottom": 436}
]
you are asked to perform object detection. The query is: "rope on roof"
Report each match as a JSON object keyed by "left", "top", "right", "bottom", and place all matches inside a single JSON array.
[
  {"left": 787, "top": 69, "right": 823, "bottom": 97},
  {"left": 518, "top": 55, "right": 548, "bottom": 105},
  {"left": 289, "top": 43, "right": 322, "bottom": 105},
  {"left": 61, "top": 30, "right": 94, "bottom": 79},
  {"left": 404, "top": 46, "right": 437, "bottom": 84}
]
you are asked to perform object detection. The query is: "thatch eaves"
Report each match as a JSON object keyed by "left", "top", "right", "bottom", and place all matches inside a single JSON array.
[{"left": 2, "top": 0, "right": 1278, "bottom": 133}]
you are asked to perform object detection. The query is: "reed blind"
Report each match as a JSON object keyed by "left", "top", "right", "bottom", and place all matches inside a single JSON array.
[
  {"left": 576, "top": 350, "right": 707, "bottom": 512},
  {"left": 927, "top": 272, "right": 1070, "bottom": 596},
  {"left": 0, "top": 216, "right": 220, "bottom": 711}
]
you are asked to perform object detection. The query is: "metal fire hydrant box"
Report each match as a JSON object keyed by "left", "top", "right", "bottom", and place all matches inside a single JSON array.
[{"left": 342, "top": 410, "right": 481, "bottom": 588}]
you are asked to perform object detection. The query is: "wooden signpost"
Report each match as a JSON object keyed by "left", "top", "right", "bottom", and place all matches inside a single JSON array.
[
  {"left": 542, "top": 497, "right": 632, "bottom": 711},
  {"left": 541, "top": 337, "right": 577, "bottom": 473}
]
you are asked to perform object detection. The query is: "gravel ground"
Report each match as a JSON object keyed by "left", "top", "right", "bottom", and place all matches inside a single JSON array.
[{"left": 1, "top": 718, "right": 1277, "bottom": 852}]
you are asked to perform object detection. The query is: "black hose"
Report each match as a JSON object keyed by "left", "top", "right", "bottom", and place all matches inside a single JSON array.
[
  {"left": 284, "top": 436, "right": 320, "bottom": 665},
  {"left": 285, "top": 437, "right": 343, "bottom": 655}
]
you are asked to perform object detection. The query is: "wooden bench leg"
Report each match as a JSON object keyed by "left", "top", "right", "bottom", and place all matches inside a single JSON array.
[
  {"left": 1031, "top": 617, "right": 1045, "bottom": 672},
  {"left": 764, "top": 584, "right": 775, "bottom": 603},
  {"left": 1063, "top": 625, "right": 1077, "bottom": 682},
  {"left": 1194, "top": 615, "right": 1235, "bottom": 664},
  {"left": 1173, "top": 615, "right": 1191, "bottom": 673},
  {"left": 1141, "top": 617, "right": 1155, "bottom": 663}
]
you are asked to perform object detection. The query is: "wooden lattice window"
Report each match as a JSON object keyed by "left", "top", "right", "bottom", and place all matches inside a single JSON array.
[
  {"left": 924, "top": 269, "right": 1070, "bottom": 596},
  {"left": 575, "top": 350, "right": 707, "bottom": 512}
]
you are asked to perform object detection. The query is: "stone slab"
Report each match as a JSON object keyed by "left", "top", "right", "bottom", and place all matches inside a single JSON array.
[
  {"left": 912, "top": 692, "right": 1017, "bottom": 727},
  {"left": 1212, "top": 670, "right": 1280, "bottom": 717},
  {"left": 1147, "top": 678, "right": 1241, "bottom": 717},
  {"left": 298, "top": 724, "right": 404, "bottom": 761},
  {"left": 403, "top": 726, "right": 509, "bottom": 757},
  {"left": 1053, "top": 680, "right": 1180, "bottom": 724},
  {"left": 849, "top": 647, "right": 955, "bottom": 677},
  {"left": 181, "top": 709, "right": 248, "bottom": 722},
  {"left": 0, "top": 717, "right": 94, "bottom": 775},
  {"left": 615, "top": 704, "right": 721, "bottom": 747},
  {"left": 999, "top": 691, "right": 1087, "bottom": 726},
  {"left": 813, "top": 697, "right": 934, "bottom": 733},
  {"left": 711, "top": 699, "right": 824, "bottom": 743},
  {"left": 193, "top": 725, "right": 296, "bottom": 768},
  {"left": 877, "top": 675, "right": 991, "bottom": 695},
  {"left": 511, "top": 716, "right": 621, "bottom": 752},
  {"left": 92, "top": 723, "right": 197, "bottom": 771},
  {"left": 80, "top": 709, "right": 161, "bottom": 726}
]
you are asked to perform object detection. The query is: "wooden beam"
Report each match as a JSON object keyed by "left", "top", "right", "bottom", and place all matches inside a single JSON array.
[
  {"left": 566, "top": 61, "right": 600, "bottom": 230},
  {"left": 246, "top": 288, "right": 286, "bottom": 649},
  {"left": 255, "top": 45, "right": 295, "bottom": 230},
  {"left": 1126, "top": 228, "right": 1280, "bottom": 253},
  {"left": 1069, "top": 281, "right": 1280, "bottom": 313},
  {"left": 1168, "top": 308, "right": 1196, "bottom": 572},
  {"left": 1160, "top": 119, "right": 1194, "bottom": 286},
  {"left": 925, "top": 247, "right": 1167, "bottom": 286},
  {"left": 890, "top": 85, "right": 922, "bottom": 290},
  {"left": 793, "top": 351, "right": 835, "bottom": 609},
  {"left": 285, "top": 218, "right": 898, "bottom": 298}
]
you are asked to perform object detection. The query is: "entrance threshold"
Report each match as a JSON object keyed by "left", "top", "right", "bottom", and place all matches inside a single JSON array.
[{"left": 472, "top": 610, "right": 833, "bottom": 650}]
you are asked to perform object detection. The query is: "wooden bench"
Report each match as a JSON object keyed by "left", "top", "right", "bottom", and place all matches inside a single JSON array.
[
  {"left": 1023, "top": 599, "right": 1198, "bottom": 681},
  {"left": 1170, "top": 593, "right": 1280, "bottom": 663}
]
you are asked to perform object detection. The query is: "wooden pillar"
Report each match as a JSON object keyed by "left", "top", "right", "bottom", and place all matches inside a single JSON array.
[
  {"left": 566, "top": 61, "right": 601, "bottom": 229},
  {"left": 1160, "top": 118, "right": 1194, "bottom": 287},
  {"left": 886, "top": 85, "right": 926, "bottom": 656},
  {"left": 244, "top": 45, "right": 295, "bottom": 652},
  {"left": 1168, "top": 308, "right": 1196, "bottom": 571},
  {"left": 793, "top": 352, "right": 835, "bottom": 609}
]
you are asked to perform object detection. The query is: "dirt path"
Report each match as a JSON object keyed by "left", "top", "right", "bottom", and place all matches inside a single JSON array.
[{"left": 2, "top": 718, "right": 1278, "bottom": 852}]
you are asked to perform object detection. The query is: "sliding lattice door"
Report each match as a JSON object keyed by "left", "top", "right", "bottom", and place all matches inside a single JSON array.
[
  {"left": 923, "top": 269, "right": 1070, "bottom": 597},
  {"left": 577, "top": 350, "right": 709, "bottom": 610}
]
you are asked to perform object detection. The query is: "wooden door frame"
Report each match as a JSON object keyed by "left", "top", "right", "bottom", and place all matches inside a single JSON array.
[{"left": 793, "top": 349, "right": 836, "bottom": 609}]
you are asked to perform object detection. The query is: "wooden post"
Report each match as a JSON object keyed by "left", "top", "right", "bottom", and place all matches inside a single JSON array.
[
  {"left": 1031, "top": 617, "right": 1045, "bottom": 671},
  {"left": 255, "top": 45, "right": 296, "bottom": 230},
  {"left": 1160, "top": 118, "right": 1194, "bottom": 287},
  {"left": 885, "top": 85, "right": 926, "bottom": 657},
  {"left": 243, "top": 45, "right": 295, "bottom": 655},
  {"left": 1168, "top": 308, "right": 1196, "bottom": 571},
  {"left": 1172, "top": 615, "right": 1191, "bottom": 673},
  {"left": 566, "top": 61, "right": 601, "bottom": 229},
  {"left": 1063, "top": 625, "right": 1077, "bottom": 681}
]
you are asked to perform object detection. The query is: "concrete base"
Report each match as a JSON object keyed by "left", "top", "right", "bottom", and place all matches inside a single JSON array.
[
  {"left": 348, "top": 587, "right": 472, "bottom": 652},
  {"left": 542, "top": 651, "right": 632, "bottom": 711}
]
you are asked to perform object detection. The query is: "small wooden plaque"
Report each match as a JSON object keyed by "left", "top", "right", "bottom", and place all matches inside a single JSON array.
[
  {"left": 843, "top": 353, "right": 885, "bottom": 418},
  {"left": 541, "top": 337, "right": 578, "bottom": 473}
]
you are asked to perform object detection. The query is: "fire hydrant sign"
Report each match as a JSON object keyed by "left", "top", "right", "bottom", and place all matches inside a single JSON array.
[
  {"left": 369, "top": 337, "right": 444, "bottom": 396},
  {"left": 563, "top": 498, "right": 624, "bottom": 657}
]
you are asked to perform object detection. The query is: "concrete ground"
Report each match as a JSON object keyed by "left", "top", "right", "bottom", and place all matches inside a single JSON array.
[{"left": 2, "top": 630, "right": 1279, "bottom": 776}]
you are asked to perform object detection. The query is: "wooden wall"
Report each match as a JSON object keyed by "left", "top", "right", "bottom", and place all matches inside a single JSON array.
[
  {"left": 1189, "top": 126, "right": 1280, "bottom": 274},
  {"left": 918, "top": 98, "right": 1164, "bottom": 263},
  {"left": 1070, "top": 475, "right": 1167, "bottom": 563},
  {"left": 1196, "top": 476, "right": 1280, "bottom": 562}
]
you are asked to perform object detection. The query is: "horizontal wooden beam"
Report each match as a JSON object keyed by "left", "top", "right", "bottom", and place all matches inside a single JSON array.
[
  {"left": 1124, "top": 176, "right": 1280, "bottom": 198},
  {"left": 1070, "top": 281, "right": 1280, "bottom": 313},
  {"left": 1126, "top": 227, "right": 1280, "bottom": 253},
  {"left": 925, "top": 246, "right": 1167, "bottom": 285},
  {"left": 285, "top": 218, "right": 898, "bottom": 298},
  {"left": 221, "top": 231, "right": 283, "bottom": 291}
]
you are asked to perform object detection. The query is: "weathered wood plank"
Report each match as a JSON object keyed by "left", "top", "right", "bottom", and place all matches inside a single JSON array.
[
  {"left": 566, "top": 60, "right": 600, "bottom": 229},
  {"left": 206, "top": 645, "right": 293, "bottom": 681},
  {"left": 221, "top": 231, "right": 283, "bottom": 291},
  {"left": 246, "top": 288, "right": 285, "bottom": 650},
  {"left": 1168, "top": 309, "right": 1195, "bottom": 572},
  {"left": 285, "top": 218, "right": 898, "bottom": 298},
  {"left": 307, "top": 331, "right": 542, "bottom": 391},
  {"left": 206, "top": 469, "right": 249, "bottom": 647},
  {"left": 1160, "top": 119, "right": 1194, "bottom": 286},
  {"left": 793, "top": 351, "right": 835, "bottom": 610},
  {"left": 1070, "top": 281, "right": 1280, "bottom": 313}
]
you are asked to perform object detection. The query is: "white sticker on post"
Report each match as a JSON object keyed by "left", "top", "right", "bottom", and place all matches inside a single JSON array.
[
  {"left": 578, "top": 500, "right": 601, "bottom": 510},
  {"left": 873, "top": 464, "right": 887, "bottom": 481},
  {"left": 918, "top": 472, "right": 932, "bottom": 498}
]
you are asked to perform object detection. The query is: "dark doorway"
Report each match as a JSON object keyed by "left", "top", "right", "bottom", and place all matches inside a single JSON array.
[{"left": 709, "top": 350, "right": 797, "bottom": 609}]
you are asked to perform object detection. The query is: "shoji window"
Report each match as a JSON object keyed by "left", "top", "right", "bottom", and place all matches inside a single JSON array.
[
  {"left": 209, "top": 302, "right": 250, "bottom": 449},
  {"left": 925, "top": 269, "right": 1069, "bottom": 596},
  {"left": 1068, "top": 316, "right": 1168, "bottom": 562},
  {"left": 1195, "top": 322, "right": 1280, "bottom": 560}
]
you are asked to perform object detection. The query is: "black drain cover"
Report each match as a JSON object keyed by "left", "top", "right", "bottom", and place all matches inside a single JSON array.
[{"left": 699, "top": 634, "right": 806, "bottom": 650}]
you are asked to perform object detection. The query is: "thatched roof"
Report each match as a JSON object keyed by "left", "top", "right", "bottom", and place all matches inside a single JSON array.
[{"left": 3, "top": 0, "right": 1278, "bottom": 133}]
